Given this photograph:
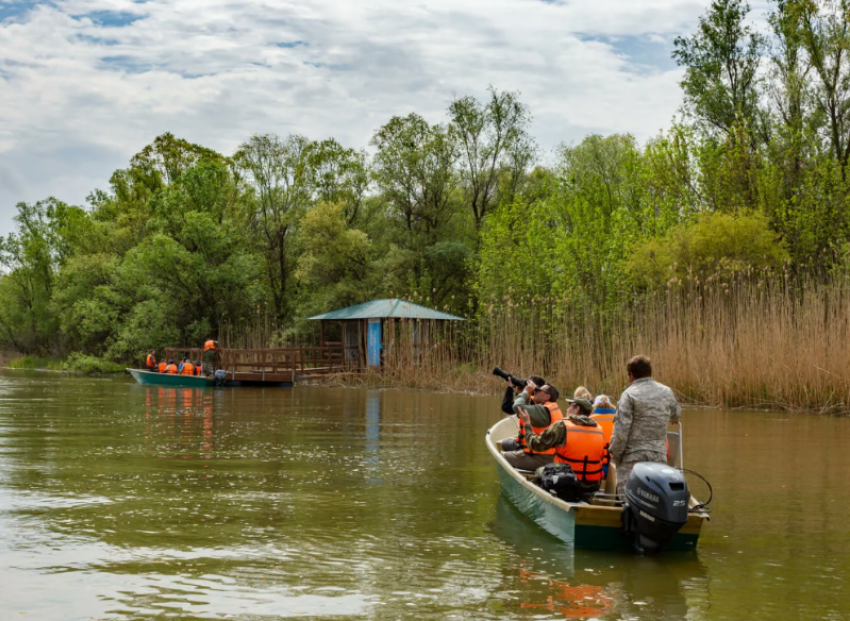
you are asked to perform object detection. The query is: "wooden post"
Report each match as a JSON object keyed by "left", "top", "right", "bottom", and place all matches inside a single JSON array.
[{"left": 319, "top": 321, "right": 325, "bottom": 348}]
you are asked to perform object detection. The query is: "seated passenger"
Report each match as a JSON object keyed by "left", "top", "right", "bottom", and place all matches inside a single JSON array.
[
  {"left": 517, "top": 397, "right": 605, "bottom": 495},
  {"left": 499, "top": 380, "right": 563, "bottom": 471},
  {"left": 165, "top": 359, "right": 178, "bottom": 374},
  {"left": 573, "top": 386, "right": 593, "bottom": 401},
  {"left": 591, "top": 395, "right": 617, "bottom": 476},
  {"left": 180, "top": 358, "right": 195, "bottom": 375},
  {"left": 158, "top": 360, "right": 167, "bottom": 373},
  {"left": 194, "top": 360, "right": 202, "bottom": 376}
]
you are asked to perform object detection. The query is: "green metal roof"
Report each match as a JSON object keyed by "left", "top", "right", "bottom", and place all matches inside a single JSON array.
[{"left": 308, "top": 299, "right": 465, "bottom": 321}]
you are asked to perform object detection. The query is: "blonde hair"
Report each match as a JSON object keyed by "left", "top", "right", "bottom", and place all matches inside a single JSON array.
[{"left": 573, "top": 386, "right": 593, "bottom": 400}]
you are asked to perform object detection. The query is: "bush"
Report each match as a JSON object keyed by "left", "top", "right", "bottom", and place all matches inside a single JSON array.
[
  {"left": 62, "top": 352, "right": 125, "bottom": 375},
  {"left": 625, "top": 212, "right": 790, "bottom": 287}
]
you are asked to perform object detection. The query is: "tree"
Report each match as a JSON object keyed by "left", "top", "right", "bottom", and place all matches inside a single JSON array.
[
  {"left": 234, "top": 134, "right": 312, "bottom": 324},
  {"left": 673, "top": 0, "right": 767, "bottom": 141},
  {"left": 306, "top": 139, "right": 369, "bottom": 225},
  {"left": 370, "top": 114, "right": 459, "bottom": 241},
  {"left": 449, "top": 87, "right": 535, "bottom": 228},
  {"left": 796, "top": 0, "right": 850, "bottom": 177}
]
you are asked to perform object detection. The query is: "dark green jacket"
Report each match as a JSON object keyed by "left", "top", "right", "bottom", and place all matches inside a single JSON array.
[{"left": 512, "top": 391, "right": 556, "bottom": 427}]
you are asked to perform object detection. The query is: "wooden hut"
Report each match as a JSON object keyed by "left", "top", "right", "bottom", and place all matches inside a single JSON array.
[{"left": 308, "top": 299, "right": 465, "bottom": 368}]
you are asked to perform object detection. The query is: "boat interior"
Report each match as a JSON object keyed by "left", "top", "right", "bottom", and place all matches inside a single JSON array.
[{"left": 488, "top": 416, "right": 702, "bottom": 510}]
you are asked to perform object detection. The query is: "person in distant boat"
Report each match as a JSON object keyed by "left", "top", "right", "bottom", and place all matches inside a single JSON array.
[
  {"left": 145, "top": 350, "right": 157, "bottom": 372},
  {"left": 609, "top": 355, "right": 681, "bottom": 496},
  {"left": 158, "top": 360, "right": 167, "bottom": 373},
  {"left": 179, "top": 358, "right": 194, "bottom": 376},
  {"left": 500, "top": 375, "right": 546, "bottom": 415},
  {"left": 202, "top": 339, "right": 219, "bottom": 376},
  {"left": 517, "top": 397, "right": 606, "bottom": 494},
  {"left": 591, "top": 395, "right": 617, "bottom": 477},
  {"left": 498, "top": 380, "right": 563, "bottom": 471},
  {"left": 165, "top": 359, "right": 178, "bottom": 374}
]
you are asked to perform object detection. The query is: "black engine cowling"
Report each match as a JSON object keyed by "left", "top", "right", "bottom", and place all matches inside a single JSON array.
[{"left": 622, "top": 462, "right": 690, "bottom": 554}]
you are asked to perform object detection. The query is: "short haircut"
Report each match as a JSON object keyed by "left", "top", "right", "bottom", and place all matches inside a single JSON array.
[
  {"left": 543, "top": 384, "right": 560, "bottom": 402},
  {"left": 627, "top": 355, "right": 652, "bottom": 379},
  {"left": 530, "top": 375, "right": 546, "bottom": 387},
  {"left": 574, "top": 386, "right": 592, "bottom": 400}
]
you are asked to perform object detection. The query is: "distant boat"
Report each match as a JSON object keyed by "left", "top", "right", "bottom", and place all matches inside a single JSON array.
[
  {"left": 486, "top": 417, "right": 710, "bottom": 552},
  {"left": 127, "top": 368, "right": 214, "bottom": 387}
]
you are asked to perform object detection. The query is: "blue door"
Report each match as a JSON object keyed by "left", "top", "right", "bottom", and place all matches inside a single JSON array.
[{"left": 367, "top": 319, "right": 382, "bottom": 367}]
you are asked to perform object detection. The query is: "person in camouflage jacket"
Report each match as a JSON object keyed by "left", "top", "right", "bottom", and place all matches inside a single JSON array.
[{"left": 609, "top": 355, "right": 681, "bottom": 496}]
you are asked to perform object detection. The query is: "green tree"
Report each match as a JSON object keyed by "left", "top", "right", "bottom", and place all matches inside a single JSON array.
[
  {"left": 673, "top": 0, "right": 767, "bottom": 141},
  {"left": 234, "top": 134, "right": 312, "bottom": 324},
  {"left": 449, "top": 87, "right": 535, "bottom": 228}
]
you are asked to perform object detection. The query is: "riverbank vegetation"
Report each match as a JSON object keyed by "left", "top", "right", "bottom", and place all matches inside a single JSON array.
[{"left": 4, "top": 0, "right": 850, "bottom": 411}]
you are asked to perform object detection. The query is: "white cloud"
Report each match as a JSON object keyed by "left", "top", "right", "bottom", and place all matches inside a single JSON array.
[{"left": 0, "top": 0, "right": 722, "bottom": 236}]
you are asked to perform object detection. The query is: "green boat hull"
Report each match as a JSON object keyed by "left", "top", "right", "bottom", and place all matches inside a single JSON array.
[
  {"left": 488, "top": 418, "right": 706, "bottom": 552},
  {"left": 128, "top": 369, "right": 213, "bottom": 388},
  {"left": 496, "top": 457, "right": 700, "bottom": 552}
]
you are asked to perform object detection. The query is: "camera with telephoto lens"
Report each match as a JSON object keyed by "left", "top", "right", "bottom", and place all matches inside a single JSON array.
[{"left": 492, "top": 367, "right": 528, "bottom": 388}]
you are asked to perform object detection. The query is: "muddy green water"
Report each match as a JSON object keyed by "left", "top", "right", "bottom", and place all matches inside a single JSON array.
[{"left": 0, "top": 372, "right": 848, "bottom": 620}]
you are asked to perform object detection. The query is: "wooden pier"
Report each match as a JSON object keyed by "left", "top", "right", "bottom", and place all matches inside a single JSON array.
[{"left": 163, "top": 345, "right": 351, "bottom": 386}]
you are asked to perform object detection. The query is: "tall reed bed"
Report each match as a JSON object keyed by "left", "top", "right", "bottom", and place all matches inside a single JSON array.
[{"left": 378, "top": 271, "right": 850, "bottom": 414}]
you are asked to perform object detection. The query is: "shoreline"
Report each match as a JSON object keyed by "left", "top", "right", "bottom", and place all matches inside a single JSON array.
[{"left": 4, "top": 358, "right": 847, "bottom": 416}]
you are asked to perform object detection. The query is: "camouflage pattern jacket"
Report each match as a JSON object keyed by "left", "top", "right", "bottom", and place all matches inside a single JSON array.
[{"left": 609, "top": 377, "right": 681, "bottom": 465}]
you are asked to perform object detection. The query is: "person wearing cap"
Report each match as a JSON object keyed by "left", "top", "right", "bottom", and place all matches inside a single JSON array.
[
  {"left": 164, "top": 359, "right": 178, "bottom": 374},
  {"left": 499, "top": 380, "right": 563, "bottom": 471},
  {"left": 517, "top": 397, "right": 606, "bottom": 494},
  {"left": 609, "top": 355, "right": 681, "bottom": 496}
]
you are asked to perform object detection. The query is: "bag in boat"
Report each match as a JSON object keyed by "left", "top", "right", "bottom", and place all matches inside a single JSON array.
[{"left": 538, "top": 463, "right": 584, "bottom": 501}]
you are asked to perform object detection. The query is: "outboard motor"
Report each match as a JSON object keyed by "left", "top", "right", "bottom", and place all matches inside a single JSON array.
[
  {"left": 622, "top": 462, "right": 689, "bottom": 554},
  {"left": 213, "top": 369, "right": 228, "bottom": 387}
]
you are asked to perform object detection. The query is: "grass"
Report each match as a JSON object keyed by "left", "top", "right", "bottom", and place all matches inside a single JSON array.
[
  {"left": 7, "top": 356, "right": 67, "bottom": 370},
  {"left": 5, "top": 353, "right": 124, "bottom": 375}
]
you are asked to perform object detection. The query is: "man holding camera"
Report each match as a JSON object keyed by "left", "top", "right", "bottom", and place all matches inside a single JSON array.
[{"left": 499, "top": 380, "right": 563, "bottom": 471}]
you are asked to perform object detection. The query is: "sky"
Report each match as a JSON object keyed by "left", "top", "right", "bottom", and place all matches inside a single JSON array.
[{"left": 0, "top": 0, "right": 769, "bottom": 237}]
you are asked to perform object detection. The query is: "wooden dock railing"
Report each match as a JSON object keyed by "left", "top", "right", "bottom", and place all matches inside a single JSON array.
[{"left": 163, "top": 345, "right": 351, "bottom": 380}]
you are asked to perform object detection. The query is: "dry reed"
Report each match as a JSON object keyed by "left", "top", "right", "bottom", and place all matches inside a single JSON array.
[{"left": 367, "top": 270, "right": 850, "bottom": 415}]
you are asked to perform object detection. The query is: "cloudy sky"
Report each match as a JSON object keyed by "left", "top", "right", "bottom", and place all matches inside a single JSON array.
[{"left": 0, "top": 0, "right": 769, "bottom": 237}]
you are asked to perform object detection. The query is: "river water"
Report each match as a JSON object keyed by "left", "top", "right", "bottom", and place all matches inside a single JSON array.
[{"left": 0, "top": 372, "right": 848, "bottom": 620}]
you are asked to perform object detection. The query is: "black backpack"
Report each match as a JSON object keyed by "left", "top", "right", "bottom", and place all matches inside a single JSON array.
[{"left": 538, "top": 463, "right": 584, "bottom": 501}]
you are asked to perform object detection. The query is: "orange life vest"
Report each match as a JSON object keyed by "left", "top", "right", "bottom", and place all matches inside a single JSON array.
[
  {"left": 553, "top": 420, "right": 605, "bottom": 483},
  {"left": 590, "top": 407, "right": 616, "bottom": 466},
  {"left": 146, "top": 354, "right": 156, "bottom": 369},
  {"left": 165, "top": 364, "right": 178, "bottom": 374},
  {"left": 158, "top": 362, "right": 167, "bottom": 373},
  {"left": 180, "top": 363, "right": 194, "bottom": 376},
  {"left": 203, "top": 340, "right": 216, "bottom": 352},
  {"left": 517, "top": 401, "right": 564, "bottom": 455}
]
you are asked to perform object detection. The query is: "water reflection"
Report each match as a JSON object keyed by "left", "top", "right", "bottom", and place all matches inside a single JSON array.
[
  {"left": 1, "top": 373, "right": 850, "bottom": 620},
  {"left": 490, "top": 496, "right": 708, "bottom": 619}
]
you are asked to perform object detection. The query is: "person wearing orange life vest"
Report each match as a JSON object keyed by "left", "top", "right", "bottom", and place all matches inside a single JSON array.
[
  {"left": 164, "top": 359, "right": 178, "bottom": 374},
  {"left": 518, "top": 397, "right": 606, "bottom": 494},
  {"left": 158, "top": 361, "right": 167, "bottom": 373},
  {"left": 591, "top": 394, "right": 617, "bottom": 477},
  {"left": 179, "top": 358, "right": 195, "bottom": 376},
  {"left": 202, "top": 339, "right": 219, "bottom": 376},
  {"left": 145, "top": 350, "right": 157, "bottom": 372},
  {"left": 500, "top": 380, "right": 564, "bottom": 472},
  {"left": 194, "top": 360, "right": 202, "bottom": 376}
]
